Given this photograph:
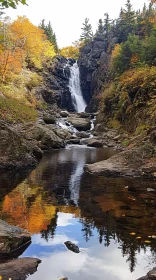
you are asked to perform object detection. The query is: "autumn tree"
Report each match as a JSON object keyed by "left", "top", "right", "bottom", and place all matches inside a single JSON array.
[
  {"left": 0, "top": 16, "right": 56, "bottom": 82},
  {"left": 10, "top": 16, "right": 56, "bottom": 68},
  {"left": 80, "top": 18, "right": 93, "bottom": 44},
  {"left": 60, "top": 45, "right": 79, "bottom": 60}
]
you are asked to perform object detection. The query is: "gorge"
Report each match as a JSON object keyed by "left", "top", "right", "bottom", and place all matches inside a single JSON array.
[{"left": 0, "top": 1, "right": 156, "bottom": 279}]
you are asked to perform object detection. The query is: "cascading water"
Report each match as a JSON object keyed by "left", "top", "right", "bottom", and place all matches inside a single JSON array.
[{"left": 69, "top": 62, "right": 86, "bottom": 113}]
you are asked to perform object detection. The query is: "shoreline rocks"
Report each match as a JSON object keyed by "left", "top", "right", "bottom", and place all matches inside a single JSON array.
[
  {"left": 85, "top": 144, "right": 156, "bottom": 178},
  {"left": 0, "top": 257, "right": 41, "bottom": 280},
  {"left": 0, "top": 219, "right": 31, "bottom": 259}
]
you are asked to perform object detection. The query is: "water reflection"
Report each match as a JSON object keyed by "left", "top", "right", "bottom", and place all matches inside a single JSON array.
[{"left": 0, "top": 146, "right": 155, "bottom": 280}]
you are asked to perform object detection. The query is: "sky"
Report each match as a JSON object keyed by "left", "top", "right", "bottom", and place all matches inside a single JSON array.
[{"left": 5, "top": 0, "right": 149, "bottom": 48}]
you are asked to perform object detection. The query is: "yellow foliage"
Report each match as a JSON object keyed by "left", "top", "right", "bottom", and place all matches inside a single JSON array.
[
  {"left": 60, "top": 45, "right": 79, "bottom": 60},
  {"left": 111, "top": 44, "right": 122, "bottom": 63},
  {"left": 120, "top": 66, "right": 156, "bottom": 91},
  {"left": 10, "top": 17, "right": 56, "bottom": 68}
]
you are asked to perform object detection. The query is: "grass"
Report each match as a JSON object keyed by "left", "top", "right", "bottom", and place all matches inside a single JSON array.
[{"left": 0, "top": 97, "right": 37, "bottom": 123}]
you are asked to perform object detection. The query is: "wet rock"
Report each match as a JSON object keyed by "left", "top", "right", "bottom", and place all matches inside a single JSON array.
[
  {"left": 68, "top": 117, "right": 91, "bottom": 131},
  {"left": 42, "top": 56, "right": 75, "bottom": 112},
  {"left": 64, "top": 241, "right": 80, "bottom": 253},
  {"left": 75, "top": 131, "right": 90, "bottom": 138},
  {"left": 80, "top": 138, "right": 90, "bottom": 145},
  {"left": 0, "top": 219, "right": 31, "bottom": 258},
  {"left": 87, "top": 138, "right": 103, "bottom": 147},
  {"left": 66, "top": 138, "right": 80, "bottom": 145},
  {"left": 137, "top": 267, "right": 156, "bottom": 280},
  {"left": 0, "top": 257, "right": 41, "bottom": 280},
  {"left": 60, "top": 110, "right": 69, "bottom": 117}
]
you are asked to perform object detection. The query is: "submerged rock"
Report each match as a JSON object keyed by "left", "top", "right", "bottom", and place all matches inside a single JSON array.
[
  {"left": 64, "top": 241, "right": 80, "bottom": 253},
  {"left": 0, "top": 219, "right": 31, "bottom": 258},
  {"left": 0, "top": 257, "right": 41, "bottom": 280}
]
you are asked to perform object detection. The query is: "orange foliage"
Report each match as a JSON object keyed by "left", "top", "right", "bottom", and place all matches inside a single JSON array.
[
  {"left": 0, "top": 183, "right": 79, "bottom": 234},
  {"left": 130, "top": 54, "right": 139, "bottom": 65},
  {"left": 0, "top": 16, "right": 56, "bottom": 82},
  {"left": 10, "top": 16, "right": 56, "bottom": 68}
]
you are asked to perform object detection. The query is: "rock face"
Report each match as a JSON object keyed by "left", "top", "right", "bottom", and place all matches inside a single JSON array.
[
  {"left": 68, "top": 117, "right": 91, "bottom": 131},
  {"left": 41, "top": 56, "right": 76, "bottom": 111},
  {"left": 25, "top": 122, "right": 67, "bottom": 150},
  {"left": 137, "top": 267, "right": 156, "bottom": 280},
  {"left": 0, "top": 119, "right": 40, "bottom": 170},
  {"left": 78, "top": 36, "right": 111, "bottom": 112},
  {"left": 0, "top": 219, "right": 31, "bottom": 258},
  {"left": 0, "top": 257, "right": 41, "bottom": 280}
]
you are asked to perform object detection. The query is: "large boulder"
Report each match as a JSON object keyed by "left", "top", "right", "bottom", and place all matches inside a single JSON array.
[
  {"left": 0, "top": 120, "right": 40, "bottom": 170},
  {"left": 87, "top": 138, "right": 103, "bottom": 147},
  {"left": 68, "top": 117, "right": 91, "bottom": 131},
  {"left": 0, "top": 258, "right": 41, "bottom": 280},
  {"left": 0, "top": 219, "right": 31, "bottom": 258},
  {"left": 85, "top": 144, "right": 156, "bottom": 178},
  {"left": 25, "top": 123, "right": 66, "bottom": 150}
]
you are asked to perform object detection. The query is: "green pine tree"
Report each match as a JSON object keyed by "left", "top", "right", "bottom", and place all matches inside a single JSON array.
[
  {"left": 96, "top": 19, "right": 104, "bottom": 36},
  {"left": 80, "top": 18, "right": 93, "bottom": 44}
]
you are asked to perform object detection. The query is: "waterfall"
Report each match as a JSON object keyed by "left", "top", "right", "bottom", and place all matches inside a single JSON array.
[{"left": 69, "top": 62, "right": 86, "bottom": 113}]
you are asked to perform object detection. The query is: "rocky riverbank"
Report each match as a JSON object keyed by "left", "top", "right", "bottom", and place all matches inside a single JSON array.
[{"left": 85, "top": 124, "right": 156, "bottom": 179}]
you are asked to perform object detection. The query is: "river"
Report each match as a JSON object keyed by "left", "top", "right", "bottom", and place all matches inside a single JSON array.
[{"left": 0, "top": 145, "right": 156, "bottom": 280}]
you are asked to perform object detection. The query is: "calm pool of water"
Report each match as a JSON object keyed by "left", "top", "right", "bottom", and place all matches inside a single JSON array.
[{"left": 0, "top": 145, "right": 156, "bottom": 280}]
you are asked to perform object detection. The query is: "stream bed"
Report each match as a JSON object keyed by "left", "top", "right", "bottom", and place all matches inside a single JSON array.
[{"left": 0, "top": 145, "right": 156, "bottom": 280}]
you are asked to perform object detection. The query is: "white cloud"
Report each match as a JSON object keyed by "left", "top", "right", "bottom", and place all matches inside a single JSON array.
[
  {"left": 27, "top": 239, "right": 152, "bottom": 280},
  {"left": 57, "top": 212, "right": 75, "bottom": 227}
]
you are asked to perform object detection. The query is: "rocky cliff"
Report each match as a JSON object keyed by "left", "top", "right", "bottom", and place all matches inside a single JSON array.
[
  {"left": 78, "top": 36, "right": 114, "bottom": 112},
  {"left": 41, "top": 56, "right": 76, "bottom": 112}
]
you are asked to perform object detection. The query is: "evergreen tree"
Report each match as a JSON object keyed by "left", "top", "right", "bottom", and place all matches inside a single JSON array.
[
  {"left": 117, "top": 0, "right": 136, "bottom": 43},
  {"left": 96, "top": 19, "right": 104, "bottom": 36},
  {"left": 39, "top": 20, "right": 58, "bottom": 52},
  {"left": 39, "top": 19, "right": 46, "bottom": 30},
  {"left": 80, "top": 18, "right": 93, "bottom": 44},
  {"left": 103, "top": 13, "right": 111, "bottom": 38}
]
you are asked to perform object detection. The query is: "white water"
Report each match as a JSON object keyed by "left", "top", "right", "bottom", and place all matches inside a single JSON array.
[{"left": 69, "top": 62, "right": 86, "bottom": 113}]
